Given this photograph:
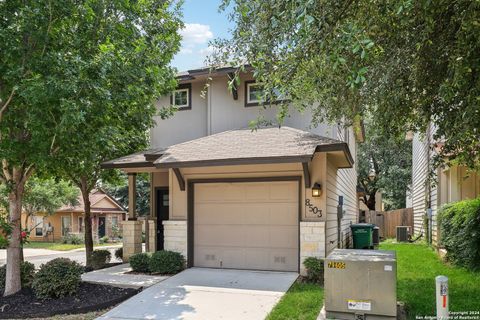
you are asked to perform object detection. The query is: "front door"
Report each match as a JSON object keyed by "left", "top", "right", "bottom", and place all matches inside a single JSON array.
[
  {"left": 98, "top": 217, "right": 106, "bottom": 238},
  {"left": 156, "top": 188, "right": 169, "bottom": 250}
]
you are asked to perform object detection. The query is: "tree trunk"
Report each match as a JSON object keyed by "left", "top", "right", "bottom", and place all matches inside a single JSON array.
[
  {"left": 4, "top": 182, "right": 24, "bottom": 296},
  {"left": 366, "top": 190, "right": 377, "bottom": 211},
  {"left": 80, "top": 180, "right": 94, "bottom": 268}
]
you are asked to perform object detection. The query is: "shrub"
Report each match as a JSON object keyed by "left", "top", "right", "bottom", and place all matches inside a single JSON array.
[
  {"left": 115, "top": 247, "right": 123, "bottom": 261},
  {"left": 303, "top": 257, "right": 324, "bottom": 284},
  {"left": 129, "top": 253, "right": 150, "bottom": 273},
  {"left": 61, "top": 233, "right": 83, "bottom": 245},
  {"left": 0, "top": 235, "right": 8, "bottom": 249},
  {"left": 91, "top": 249, "right": 111, "bottom": 270},
  {"left": 149, "top": 251, "right": 185, "bottom": 274},
  {"left": 0, "top": 261, "right": 35, "bottom": 289},
  {"left": 32, "top": 258, "right": 83, "bottom": 299},
  {"left": 439, "top": 197, "right": 480, "bottom": 271},
  {"left": 99, "top": 236, "right": 109, "bottom": 244}
]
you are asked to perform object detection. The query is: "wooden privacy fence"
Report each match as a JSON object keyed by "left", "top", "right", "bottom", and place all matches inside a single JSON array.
[{"left": 366, "top": 208, "right": 414, "bottom": 239}]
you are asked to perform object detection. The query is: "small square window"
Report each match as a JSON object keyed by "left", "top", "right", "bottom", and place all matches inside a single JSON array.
[
  {"left": 245, "top": 82, "right": 264, "bottom": 106},
  {"left": 170, "top": 84, "right": 191, "bottom": 109},
  {"left": 245, "top": 81, "right": 286, "bottom": 107}
]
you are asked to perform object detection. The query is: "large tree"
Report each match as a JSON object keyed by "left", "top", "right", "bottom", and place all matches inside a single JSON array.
[
  {"left": 357, "top": 119, "right": 412, "bottom": 211},
  {"left": 0, "top": 1, "right": 82, "bottom": 295},
  {"left": 0, "top": 0, "right": 181, "bottom": 295},
  {"left": 51, "top": 1, "right": 182, "bottom": 268},
  {"left": 214, "top": 0, "right": 480, "bottom": 171}
]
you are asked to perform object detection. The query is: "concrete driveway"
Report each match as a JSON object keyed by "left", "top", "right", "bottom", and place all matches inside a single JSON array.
[{"left": 98, "top": 268, "right": 298, "bottom": 320}]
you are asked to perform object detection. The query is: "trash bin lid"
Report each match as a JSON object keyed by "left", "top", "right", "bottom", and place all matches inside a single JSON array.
[{"left": 350, "top": 223, "right": 375, "bottom": 229}]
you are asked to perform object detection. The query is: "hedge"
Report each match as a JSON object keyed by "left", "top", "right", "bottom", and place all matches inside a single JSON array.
[{"left": 438, "top": 197, "right": 480, "bottom": 271}]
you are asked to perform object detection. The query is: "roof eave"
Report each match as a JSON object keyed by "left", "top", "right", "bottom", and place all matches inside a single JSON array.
[
  {"left": 100, "top": 161, "right": 154, "bottom": 169},
  {"left": 154, "top": 154, "right": 314, "bottom": 169},
  {"left": 316, "top": 143, "right": 354, "bottom": 168}
]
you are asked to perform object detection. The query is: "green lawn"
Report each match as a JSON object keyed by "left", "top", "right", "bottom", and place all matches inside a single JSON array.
[
  {"left": 380, "top": 241, "right": 480, "bottom": 318},
  {"left": 266, "top": 282, "right": 324, "bottom": 320},
  {"left": 23, "top": 242, "right": 119, "bottom": 251}
]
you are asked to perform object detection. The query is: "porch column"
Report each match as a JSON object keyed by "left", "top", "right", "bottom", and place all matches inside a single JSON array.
[
  {"left": 122, "top": 172, "right": 142, "bottom": 261},
  {"left": 128, "top": 173, "right": 137, "bottom": 220}
]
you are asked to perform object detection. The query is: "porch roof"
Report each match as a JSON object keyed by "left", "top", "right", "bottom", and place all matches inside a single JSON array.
[{"left": 101, "top": 126, "right": 354, "bottom": 170}]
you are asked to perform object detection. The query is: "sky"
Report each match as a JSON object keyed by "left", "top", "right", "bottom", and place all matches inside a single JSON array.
[{"left": 171, "top": 0, "right": 233, "bottom": 72}]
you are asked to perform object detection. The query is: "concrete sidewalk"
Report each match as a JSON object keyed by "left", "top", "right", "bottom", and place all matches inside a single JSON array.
[
  {"left": 98, "top": 267, "right": 298, "bottom": 320},
  {"left": 0, "top": 246, "right": 123, "bottom": 268},
  {"left": 82, "top": 263, "right": 168, "bottom": 289}
]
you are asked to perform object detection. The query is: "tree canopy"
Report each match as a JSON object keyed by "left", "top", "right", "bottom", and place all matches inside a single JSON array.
[
  {"left": 103, "top": 173, "right": 151, "bottom": 217},
  {"left": 357, "top": 119, "right": 412, "bottom": 211},
  {"left": 0, "top": 176, "right": 79, "bottom": 220},
  {"left": 0, "top": 0, "right": 181, "bottom": 294},
  {"left": 215, "top": 0, "right": 480, "bottom": 171}
]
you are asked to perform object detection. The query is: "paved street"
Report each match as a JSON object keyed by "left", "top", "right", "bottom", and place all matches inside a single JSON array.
[{"left": 0, "top": 245, "right": 122, "bottom": 268}]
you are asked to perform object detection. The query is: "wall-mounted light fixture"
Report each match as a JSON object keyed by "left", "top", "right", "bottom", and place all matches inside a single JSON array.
[{"left": 312, "top": 183, "right": 322, "bottom": 197}]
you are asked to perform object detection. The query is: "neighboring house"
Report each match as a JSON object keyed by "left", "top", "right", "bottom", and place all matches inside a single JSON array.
[
  {"left": 103, "top": 66, "right": 364, "bottom": 274},
  {"left": 22, "top": 189, "right": 126, "bottom": 242},
  {"left": 411, "top": 126, "right": 480, "bottom": 246}
]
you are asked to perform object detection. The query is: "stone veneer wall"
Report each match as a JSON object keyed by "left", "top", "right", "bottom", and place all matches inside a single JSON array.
[
  {"left": 122, "top": 220, "right": 142, "bottom": 261},
  {"left": 300, "top": 221, "right": 326, "bottom": 275},
  {"left": 147, "top": 219, "right": 157, "bottom": 252},
  {"left": 163, "top": 220, "right": 187, "bottom": 258}
]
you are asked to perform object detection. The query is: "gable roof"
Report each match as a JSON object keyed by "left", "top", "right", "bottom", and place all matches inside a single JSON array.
[
  {"left": 154, "top": 127, "right": 353, "bottom": 168},
  {"left": 102, "top": 126, "right": 353, "bottom": 170},
  {"left": 57, "top": 189, "right": 126, "bottom": 214}
]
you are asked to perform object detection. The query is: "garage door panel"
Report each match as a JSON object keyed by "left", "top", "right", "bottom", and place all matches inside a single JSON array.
[
  {"left": 269, "top": 226, "right": 298, "bottom": 248},
  {"left": 195, "top": 225, "right": 245, "bottom": 247},
  {"left": 267, "top": 249, "right": 298, "bottom": 271},
  {"left": 269, "top": 183, "right": 298, "bottom": 201},
  {"left": 245, "top": 184, "right": 270, "bottom": 201},
  {"left": 243, "top": 205, "right": 271, "bottom": 224},
  {"left": 268, "top": 204, "right": 298, "bottom": 225},
  {"left": 195, "top": 204, "right": 245, "bottom": 225},
  {"left": 194, "top": 181, "right": 299, "bottom": 272}
]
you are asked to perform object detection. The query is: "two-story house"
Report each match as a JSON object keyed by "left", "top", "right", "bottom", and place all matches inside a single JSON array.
[
  {"left": 411, "top": 126, "right": 480, "bottom": 247},
  {"left": 103, "top": 66, "right": 363, "bottom": 274}
]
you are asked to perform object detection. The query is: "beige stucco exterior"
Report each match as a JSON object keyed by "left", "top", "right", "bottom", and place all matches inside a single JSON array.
[
  {"left": 138, "top": 148, "right": 354, "bottom": 273},
  {"left": 115, "top": 69, "right": 360, "bottom": 272}
]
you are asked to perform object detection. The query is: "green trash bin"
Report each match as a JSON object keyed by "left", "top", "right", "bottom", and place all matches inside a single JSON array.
[{"left": 351, "top": 223, "right": 375, "bottom": 249}]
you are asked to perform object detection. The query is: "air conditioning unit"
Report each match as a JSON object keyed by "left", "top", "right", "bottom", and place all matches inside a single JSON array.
[{"left": 396, "top": 226, "right": 409, "bottom": 242}]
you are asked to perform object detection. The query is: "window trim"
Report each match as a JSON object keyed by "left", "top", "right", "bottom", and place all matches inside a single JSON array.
[
  {"left": 111, "top": 216, "right": 118, "bottom": 227},
  {"left": 34, "top": 216, "right": 43, "bottom": 237},
  {"left": 170, "top": 83, "right": 192, "bottom": 110},
  {"left": 78, "top": 216, "right": 84, "bottom": 233},
  {"left": 61, "top": 216, "right": 72, "bottom": 236},
  {"left": 244, "top": 80, "right": 286, "bottom": 107},
  {"left": 244, "top": 81, "right": 263, "bottom": 107}
]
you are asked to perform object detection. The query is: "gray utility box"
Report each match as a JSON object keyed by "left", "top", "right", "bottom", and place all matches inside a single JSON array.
[{"left": 325, "top": 249, "right": 397, "bottom": 320}]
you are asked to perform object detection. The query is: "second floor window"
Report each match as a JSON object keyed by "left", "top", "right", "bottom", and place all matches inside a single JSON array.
[
  {"left": 171, "top": 83, "right": 192, "bottom": 110},
  {"left": 245, "top": 81, "right": 286, "bottom": 107},
  {"left": 246, "top": 82, "right": 263, "bottom": 106}
]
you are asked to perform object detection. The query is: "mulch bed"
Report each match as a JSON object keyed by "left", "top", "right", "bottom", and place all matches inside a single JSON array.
[{"left": 0, "top": 282, "right": 140, "bottom": 319}]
